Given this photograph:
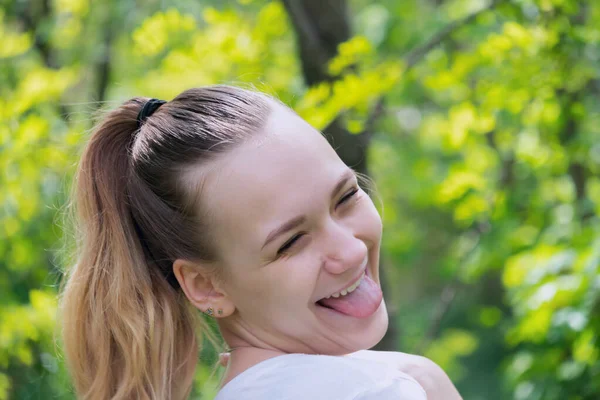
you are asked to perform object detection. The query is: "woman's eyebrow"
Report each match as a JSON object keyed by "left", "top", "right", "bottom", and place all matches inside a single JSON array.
[
  {"left": 261, "top": 215, "right": 306, "bottom": 250},
  {"left": 261, "top": 169, "right": 356, "bottom": 250}
]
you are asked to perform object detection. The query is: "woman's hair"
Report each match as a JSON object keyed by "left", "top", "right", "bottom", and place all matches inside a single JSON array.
[{"left": 59, "top": 85, "right": 272, "bottom": 400}]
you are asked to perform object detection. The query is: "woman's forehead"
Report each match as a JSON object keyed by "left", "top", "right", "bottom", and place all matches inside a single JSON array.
[{"left": 202, "top": 107, "right": 344, "bottom": 247}]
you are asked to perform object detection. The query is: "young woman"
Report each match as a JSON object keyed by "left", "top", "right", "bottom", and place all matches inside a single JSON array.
[{"left": 60, "top": 85, "right": 462, "bottom": 399}]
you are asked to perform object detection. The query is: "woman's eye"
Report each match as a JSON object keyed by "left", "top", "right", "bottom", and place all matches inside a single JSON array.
[
  {"left": 277, "top": 233, "right": 304, "bottom": 256},
  {"left": 337, "top": 187, "right": 359, "bottom": 207},
  {"left": 275, "top": 187, "right": 359, "bottom": 259}
]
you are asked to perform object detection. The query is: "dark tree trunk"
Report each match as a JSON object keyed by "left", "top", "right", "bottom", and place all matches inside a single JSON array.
[
  {"left": 282, "top": 0, "right": 399, "bottom": 351},
  {"left": 95, "top": 4, "right": 115, "bottom": 103}
]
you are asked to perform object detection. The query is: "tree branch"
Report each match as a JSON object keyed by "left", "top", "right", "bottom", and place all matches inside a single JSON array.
[
  {"left": 415, "top": 223, "right": 485, "bottom": 353},
  {"left": 18, "top": 0, "right": 57, "bottom": 68},
  {"left": 280, "top": 0, "right": 328, "bottom": 68},
  {"left": 281, "top": 0, "right": 350, "bottom": 85},
  {"left": 404, "top": 0, "right": 502, "bottom": 71},
  {"left": 417, "top": 284, "right": 459, "bottom": 353},
  {"left": 17, "top": 0, "right": 74, "bottom": 120},
  {"left": 361, "top": 97, "right": 386, "bottom": 143},
  {"left": 362, "top": 0, "right": 504, "bottom": 136},
  {"left": 95, "top": 6, "right": 115, "bottom": 103}
]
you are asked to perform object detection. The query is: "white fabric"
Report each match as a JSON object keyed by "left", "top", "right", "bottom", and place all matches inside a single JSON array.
[{"left": 214, "top": 353, "right": 427, "bottom": 400}]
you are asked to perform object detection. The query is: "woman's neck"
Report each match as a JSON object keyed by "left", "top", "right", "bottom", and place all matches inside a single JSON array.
[{"left": 219, "top": 346, "right": 287, "bottom": 389}]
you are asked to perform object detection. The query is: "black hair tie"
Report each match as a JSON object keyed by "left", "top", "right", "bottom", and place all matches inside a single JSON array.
[{"left": 136, "top": 98, "right": 166, "bottom": 129}]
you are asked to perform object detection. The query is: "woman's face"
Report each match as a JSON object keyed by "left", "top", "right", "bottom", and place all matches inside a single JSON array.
[{"left": 201, "top": 104, "right": 388, "bottom": 355}]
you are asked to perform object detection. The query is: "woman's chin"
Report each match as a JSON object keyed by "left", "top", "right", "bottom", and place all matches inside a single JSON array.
[
  {"left": 366, "top": 297, "right": 389, "bottom": 348},
  {"left": 335, "top": 298, "right": 390, "bottom": 354}
]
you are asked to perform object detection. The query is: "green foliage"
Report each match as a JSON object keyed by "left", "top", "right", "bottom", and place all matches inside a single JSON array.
[
  {"left": 1, "top": 0, "right": 599, "bottom": 398},
  {"left": 365, "top": 0, "right": 600, "bottom": 397},
  {"left": 424, "top": 328, "right": 479, "bottom": 380}
]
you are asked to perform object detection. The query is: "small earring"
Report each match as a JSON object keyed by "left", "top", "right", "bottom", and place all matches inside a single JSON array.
[
  {"left": 205, "top": 307, "right": 214, "bottom": 316},
  {"left": 217, "top": 309, "right": 223, "bottom": 316}
]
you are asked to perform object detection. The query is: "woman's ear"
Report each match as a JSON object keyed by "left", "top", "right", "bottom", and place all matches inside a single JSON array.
[{"left": 173, "top": 259, "right": 235, "bottom": 317}]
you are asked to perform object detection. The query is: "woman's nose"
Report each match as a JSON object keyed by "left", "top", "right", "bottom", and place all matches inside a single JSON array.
[{"left": 321, "top": 222, "right": 368, "bottom": 275}]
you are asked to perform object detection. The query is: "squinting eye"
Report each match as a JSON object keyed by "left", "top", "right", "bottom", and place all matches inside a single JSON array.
[
  {"left": 277, "top": 233, "right": 304, "bottom": 256},
  {"left": 275, "top": 187, "right": 360, "bottom": 259},
  {"left": 337, "top": 187, "right": 359, "bottom": 207}
]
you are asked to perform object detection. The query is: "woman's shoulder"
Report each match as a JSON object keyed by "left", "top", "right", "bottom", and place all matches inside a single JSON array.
[{"left": 215, "top": 353, "right": 426, "bottom": 400}]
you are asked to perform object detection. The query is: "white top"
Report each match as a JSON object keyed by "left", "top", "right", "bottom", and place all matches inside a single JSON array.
[{"left": 214, "top": 352, "right": 427, "bottom": 400}]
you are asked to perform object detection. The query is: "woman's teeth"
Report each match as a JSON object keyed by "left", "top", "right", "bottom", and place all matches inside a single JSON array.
[{"left": 325, "top": 271, "right": 365, "bottom": 299}]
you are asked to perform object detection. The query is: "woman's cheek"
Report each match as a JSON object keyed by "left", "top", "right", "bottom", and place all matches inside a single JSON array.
[{"left": 284, "top": 252, "right": 321, "bottom": 300}]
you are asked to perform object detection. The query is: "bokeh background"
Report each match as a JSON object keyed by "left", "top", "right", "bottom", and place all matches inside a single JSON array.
[{"left": 2, "top": 0, "right": 600, "bottom": 398}]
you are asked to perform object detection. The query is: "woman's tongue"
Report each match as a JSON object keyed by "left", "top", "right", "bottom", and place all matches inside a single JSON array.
[{"left": 317, "top": 274, "right": 382, "bottom": 318}]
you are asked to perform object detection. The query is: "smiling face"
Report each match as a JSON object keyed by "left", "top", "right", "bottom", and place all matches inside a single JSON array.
[{"left": 188, "top": 103, "right": 388, "bottom": 355}]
